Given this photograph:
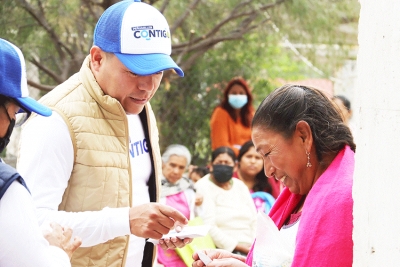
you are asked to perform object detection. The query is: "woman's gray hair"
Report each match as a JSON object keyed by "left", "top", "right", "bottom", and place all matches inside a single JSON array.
[{"left": 161, "top": 144, "right": 192, "bottom": 167}]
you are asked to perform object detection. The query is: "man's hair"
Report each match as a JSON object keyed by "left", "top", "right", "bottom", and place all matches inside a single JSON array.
[
  {"left": 161, "top": 144, "right": 191, "bottom": 167},
  {"left": 252, "top": 84, "right": 356, "bottom": 162}
]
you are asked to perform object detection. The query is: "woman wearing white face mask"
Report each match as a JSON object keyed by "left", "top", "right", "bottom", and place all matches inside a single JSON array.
[{"left": 210, "top": 77, "right": 254, "bottom": 156}]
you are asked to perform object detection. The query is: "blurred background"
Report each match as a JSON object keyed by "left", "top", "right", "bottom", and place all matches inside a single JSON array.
[{"left": 0, "top": 0, "right": 360, "bottom": 166}]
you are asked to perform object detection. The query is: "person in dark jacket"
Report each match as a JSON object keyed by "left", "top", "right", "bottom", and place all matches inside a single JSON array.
[{"left": 0, "top": 38, "right": 81, "bottom": 267}]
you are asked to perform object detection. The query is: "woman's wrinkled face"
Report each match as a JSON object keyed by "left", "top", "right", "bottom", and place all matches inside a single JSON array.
[
  {"left": 239, "top": 146, "right": 263, "bottom": 178},
  {"left": 162, "top": 155, "right": 187, "bottom": 184},
  {"left": 252, "top": 126, "right": 311, "bottom": 195}
]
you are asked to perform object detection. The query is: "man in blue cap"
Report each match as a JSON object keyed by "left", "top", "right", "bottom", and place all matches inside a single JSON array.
[
  {"left": 0, "top": 38, "right": 81, "bottom": 266},
  {"left": 18, "top": 1, "right": 189, "bottom": 266}
]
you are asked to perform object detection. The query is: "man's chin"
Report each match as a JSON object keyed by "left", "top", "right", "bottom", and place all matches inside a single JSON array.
[{"left": 124, "top": 105, "right": 145, "bottom": 115}]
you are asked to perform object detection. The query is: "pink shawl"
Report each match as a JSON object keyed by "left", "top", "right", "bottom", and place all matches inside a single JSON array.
[{"left": 246, "top": 145, "right": 354, "bottom": 266}]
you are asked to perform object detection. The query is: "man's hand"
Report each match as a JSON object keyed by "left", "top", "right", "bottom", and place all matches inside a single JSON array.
[
  {"left": 192, "top": 249, "right": 247, "bottom": 267},
  {"left": 157, "top": 220, "right": 193, "bottom": 250},
  {"left": 129, "top": 203, "right": 188, "bottom": 239},
  {"left": 43, "top": 222, "right": 82, "bottom": 259}
]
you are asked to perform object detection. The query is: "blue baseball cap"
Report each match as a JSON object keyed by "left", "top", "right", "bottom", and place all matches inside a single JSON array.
[
  {"left": 94, "top": 0, "right": 184, "bottom": 77},
  {"left": 0, "top": 38, "right": 52, "bottom": 116}
]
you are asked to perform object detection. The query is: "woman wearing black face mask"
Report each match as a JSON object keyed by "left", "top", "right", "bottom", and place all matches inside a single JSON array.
[
  {"left": 195, "top": 146, "right": 257, "bottom": 255},
  {"left": 0, "top": 38, "right": 81, "bottom": 266},
  {"left": 0, "top": 96, "right": 17, "bottom": 153}
]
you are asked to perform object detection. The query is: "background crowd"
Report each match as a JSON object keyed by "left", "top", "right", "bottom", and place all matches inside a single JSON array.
[{"left": 156, "top": 83, "right": 355, "bottom": 267}]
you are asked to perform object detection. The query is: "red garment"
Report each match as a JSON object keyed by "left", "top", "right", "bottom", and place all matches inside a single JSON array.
[{"left": 246, "top": 145, "right": 354, "bottom": 266}]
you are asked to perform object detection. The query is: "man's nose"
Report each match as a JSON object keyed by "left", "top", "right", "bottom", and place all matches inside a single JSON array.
[{"left": 137, "top": 75, "right": 154, "bottom": 91}]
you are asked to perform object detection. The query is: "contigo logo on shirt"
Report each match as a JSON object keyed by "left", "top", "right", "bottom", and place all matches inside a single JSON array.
[
  {"left": 129, "top": 138, "right": 149, "bottom": 158},
  {"left": 131, "top": 26, "right": 170, "bottom": 40}
]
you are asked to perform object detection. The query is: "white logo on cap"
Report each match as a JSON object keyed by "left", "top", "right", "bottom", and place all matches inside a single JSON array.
[
  {"left": 131, "top": 26, "right": 170, "bottom": 40},
  {"left": 120, "top": 3, "right": 172, "bottom": 55}
]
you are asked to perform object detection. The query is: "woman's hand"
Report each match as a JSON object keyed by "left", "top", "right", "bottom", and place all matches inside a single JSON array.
[
  {"left": 159, "top": 236, "right": 193, "bottom": 250},
  {"left": 234, "top": 242, "right": 252, "bottom": 254},
  {"left": 195, "top": 192, "right": 203, "bottom": 206},
  {"left": 43, "top": 222, "right": 82, "bottom": 259},
  {"left": 192, "top": 249, "right": 247, "bottom": 267}
]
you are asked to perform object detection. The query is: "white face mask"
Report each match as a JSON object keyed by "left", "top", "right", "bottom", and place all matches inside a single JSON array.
[{"left": 228, "top": 94, "right": 248, "bottom": 109}]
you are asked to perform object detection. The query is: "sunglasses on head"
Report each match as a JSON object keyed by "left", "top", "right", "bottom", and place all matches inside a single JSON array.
[
  {"left": 6, "top": 99, "right": 32, "bottom": 127},
  {"left": 15, "top": 106, "right": 32, "bottom": 127}
]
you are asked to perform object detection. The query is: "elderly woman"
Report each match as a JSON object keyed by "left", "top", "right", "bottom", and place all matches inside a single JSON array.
[
  {"left": 192, "top": 84, "right": 355, "bottom": 267},
  {"left": 157, "top": 144, "right": 197, "bottom": 267}
]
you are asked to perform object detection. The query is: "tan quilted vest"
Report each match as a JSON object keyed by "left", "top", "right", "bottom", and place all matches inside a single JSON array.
[{"left": 39, "top": 56, "right": 161, "bottom": 267}]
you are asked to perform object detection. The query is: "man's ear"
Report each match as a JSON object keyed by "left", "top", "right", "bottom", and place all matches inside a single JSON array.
[
  {"left": 295, "top": 120, "right": 313, "bottom": 151},
  {"left": 89, "top": 46, "right": 105, "bottom": 73}
]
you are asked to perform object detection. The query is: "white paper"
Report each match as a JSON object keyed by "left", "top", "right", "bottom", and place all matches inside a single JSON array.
[
  {"left": 147, "top": 225, "right": 210, "bottom": 245},
  {"left": 198, "top": 250, "right": 212, "bottom": 265},
  {"left": 252, "top": 212, "right": 294, "bottom": 267}
]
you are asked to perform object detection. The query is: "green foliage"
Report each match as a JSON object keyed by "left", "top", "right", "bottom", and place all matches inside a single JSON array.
[
  {"left": 1, "top": 0, "right": 97, "bottom": 87},
  {"left": 269, "top": 0, "right": 360, "bottom": 74},
  {"left": 0, "top": 149, "right": 6, "bottom": 158},
  {"left": 0, "top": 0, "right": 360, "bottom": 166},
  {"left": 152, "top": 77, "right": 220, "bottom": 165},
  {"left": 152, "top": 25, "right": 317, "bottom": 165},
  {"left": 274, "top": 0, "right": 359, "bottom": 44}
]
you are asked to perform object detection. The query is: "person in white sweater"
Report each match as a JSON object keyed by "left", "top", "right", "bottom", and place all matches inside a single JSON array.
[{"left": 195, "top": 146, "right": 257, "bottom": 255}]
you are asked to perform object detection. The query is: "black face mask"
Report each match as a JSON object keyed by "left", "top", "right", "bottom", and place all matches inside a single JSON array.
[
  {"left": 0, "top": 105, "right": 15, "bottom": 153},
  {"left": 212, "top": 164, "right": 233, "bottom": 183}
]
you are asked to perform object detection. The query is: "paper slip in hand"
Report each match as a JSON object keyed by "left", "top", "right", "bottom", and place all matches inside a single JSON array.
[
  {"left": 147, "top": 225, "right": 211, "bottom": 245},
  {"left": 253, "top": 212, "right": 294, "bottom": 267},
  {"left": 198, "top": 250, "right": 212, "bottom": 265}
]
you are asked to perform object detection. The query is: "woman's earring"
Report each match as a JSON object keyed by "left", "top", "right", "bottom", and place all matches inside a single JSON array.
[{"left": 306, "top": 151, "right": 312, "bottom": 168}]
